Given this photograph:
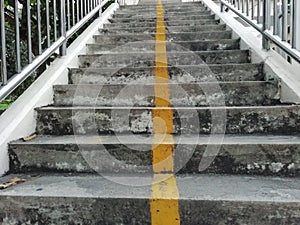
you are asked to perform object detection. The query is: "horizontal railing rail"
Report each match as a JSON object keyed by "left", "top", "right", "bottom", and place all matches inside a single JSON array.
[
  {"left": 220, "top": 0, "right": 300, "bottom": 63},
  {"left": 0, "top": 0, "right": 112, "bottom": 102}
]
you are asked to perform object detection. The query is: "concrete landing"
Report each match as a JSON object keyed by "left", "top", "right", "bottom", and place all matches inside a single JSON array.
[{"left": 0, "top": 174, "right": 299, "bottom": 224}]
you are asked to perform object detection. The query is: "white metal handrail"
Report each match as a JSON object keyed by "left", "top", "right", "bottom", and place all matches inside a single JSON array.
[
  {"left": 0, "top": 0, "right": 111, "bottom": 102},
  {"left": 220, "top": 0, "right": 300, "bottom": 63}
]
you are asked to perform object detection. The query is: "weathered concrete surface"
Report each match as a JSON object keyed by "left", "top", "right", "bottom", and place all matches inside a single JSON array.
[
  {"left": 115, "top": 7, "right": 209, "bottom": 15},
  {"left": 93, "top": 30, "right": 232, "bottom": 43},
  {"left": 78, "top": 50, "right": 249, "bottom": 68},
  {"left": 3, "top": 1, "right": 300, "bottom": 223},
  {"left": 53, "top": 82, "right": 279, "bottom": 107},
  {"left": 104, "top": 19, "right": 219, "bottom": 29},
  {"left": 68, "top": 64, "right": 264, "bottom": 84},
  {"left": 36, "top": 105, "right": 300, "bottom": 135},
  {"left": 100, "top": 24, "right": 227, "bottom": 34},
  {"left": 9, "top": 135, "right": 300, "bottom": 175},
  {"left": 113, "top": 10, "right": 212, "bottom": 18},
  {"left": 87, "top": 39, "right": 240, "bottom": 53},
  {"left": 0, "top": 174, "right": 300, "bottom": 224},
  {"left": 109, "top": 14, "right": 215, "bottom": 23}
]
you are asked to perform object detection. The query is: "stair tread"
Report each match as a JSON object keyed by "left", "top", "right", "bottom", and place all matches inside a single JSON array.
[
  {"left": 11, "top": 134, "right": 300, "bottom": 145},
  {"left": 38, "top": 104, "right": 297, "bottom": 110},
  {"left": 93, "top": 30, "right": 231, "bottom": 37},
  {"left": 0, "top": 174, "right": 299, "bottom": 202},
  {"left": 68, "top": 63, "right": 262, "bottom": 71},
  {"left": 79, "top": 49, "right": 247, "bottom": 55},
  {"left": 88, "top": 39, "right": 239, "bottom": 44}
]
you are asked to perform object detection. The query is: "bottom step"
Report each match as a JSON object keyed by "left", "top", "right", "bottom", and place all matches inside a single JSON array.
[{"left": 0, "top": 174, "right": 299, "bottom": 224}]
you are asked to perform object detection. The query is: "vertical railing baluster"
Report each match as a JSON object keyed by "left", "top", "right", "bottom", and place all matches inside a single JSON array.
[
  {"left": 46, "top": 0, "right": 50, "bottom": 47},
  {"left": 81, "top": 0, "right": 84, "bottom": 19},
  {"left": 99, "top": 0, "right": 103, "bottom": 17},
  {"left": 293, "top": 0, "right": 300, "bottom": 50},
  {"left": 54, "top": 0, "right": 57, "bottom": 41},
  {"left": 291, "top": 0, "right": 296, "bottom": 48},
  {"left": 85, "top": 0, "right": 88, "bottom": 16},
  {"left": 67, "top": 0, "right": 71, "bottom": 30},
  {"left": 14, "top": 0, "right": 21, "bottom": 73},
  {"left": 72, "top": 0, "right": 75, "bottom": 26},
  {"left": 282, "top": 0, "right": 288, "bottom": 41},
  {"left": 242, "top": 0, "right": 245, "bottom": 13},
  {"left": 37, "top": 0, "right": 42, "bottom": 55},
  {"left": 246, "top": 0, "right": 249, "bottom": 16},
  {"left": 262, "top": 0, "right": 271, "bottom": 49},
  {"left": 251, "top": 0, "right": 254, "bottom": 19},
  {"left": 26, "top": 0, "right": 32, "bottom": 63},
  {"left": 273, "top": 0, "right": 278, "bottom": 35},
  {"left": 0, "top": 1, "right": 7, "bottom": 84},
  {"left": 77, "top": 0, "right": 80, "bottom": 22},
  {"left": 60, "top": 0, "right": 67, "bottom": 56},
  {"left": 257, "top": 0, "right": 260, "bottom": 23}
]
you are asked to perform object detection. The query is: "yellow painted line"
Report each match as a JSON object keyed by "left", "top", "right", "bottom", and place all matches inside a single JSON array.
[
  {"left": 150, "top": 0, "right": 180, "bottom": 224},
  {"left": 89, "top": 138, "right": 104, "bottom": 143}
]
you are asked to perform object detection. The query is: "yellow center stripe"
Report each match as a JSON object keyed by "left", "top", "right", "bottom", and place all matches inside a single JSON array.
[{"left": 150, "top": 0, "right": 180, "bottom": 224}]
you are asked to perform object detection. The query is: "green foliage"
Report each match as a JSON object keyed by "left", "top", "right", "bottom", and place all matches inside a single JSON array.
[
  {"left": 0, "top": 99, "right": 13, "bottom": 111},
  {"left": 1, "top": 0, "right": 115, "bottom": 114}
]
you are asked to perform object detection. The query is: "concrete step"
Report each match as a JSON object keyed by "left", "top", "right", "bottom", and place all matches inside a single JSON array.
[
  {"left": 35, "top": 105, "right": 300, "bottom": 135},
  {"left": 0, "top": 174, "right": 299, "bottom": 224},
  {"left": 112, "top": 10, "right": 213, "bottom": 19},
  {"left": 116, "top": 6, "right": 208, "bottom": 14},
  {"left": 53, "top": 82, "right": 279, "bottom": 107},
  {"left": 119, "top": 3, "right": 205, "bottom": 10},
  {"left": 87, "top": 39, "right": 240, "bottom": 54},
  {"left": 127, "top": 2, "right": 202, "bottom": 7},
  {"left": 113, "top": 10, "right": 212, "bottom": 18},
  {"left": 100, "top": 24, "right": 227, "bottom": 34},
  {"left": 108, "top": 14, "right": 215, "bottom": 23},
  {"left": 68, "top": 64, "right": 264, "bottom": 84},
  {"left": 9, "top": 134, "right": 299, "bottom": 175},
  {"left": 78, "top": 50, "right": 250, "bottom": 68},
  {"left": 104, "top": 19, "right": 219, "bottom": 28},
  {"left": 138, "top": 0, "right": 183, "bottom": 4},
  {"left": 93, "top": 31, "right": 232, "bottom": 44}
]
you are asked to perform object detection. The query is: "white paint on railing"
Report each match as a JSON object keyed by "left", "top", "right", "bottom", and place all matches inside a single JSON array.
[
  {"left": 295, "top": 0, "right": 300, "bottom": 51},
  {"left": 202, "top": 0, "right": 300, "bottom": 102},
  {"left": 0, "top": 3, "right": 119, "bottom": 176}
]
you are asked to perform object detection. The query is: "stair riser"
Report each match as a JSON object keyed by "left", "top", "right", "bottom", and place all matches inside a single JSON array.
[
  {"left": 109, "top": 14, "right": 215, "bottom": 22},
  {"left": 113, "top": 10, "right": 212, "bottom": 18},
  {"left": 87, "top": 40, "right": 240, "bottom": 53},
  {"left": 78, "top": 51, "right": 249, "bottom": 68},
  {"left": 100, "top": 24, "right": 226, "bottom": 34},
  {"left": 104, "top": 19, "right": 219, "bottom": 28},
  {"left": 93, "top": 31, "right": 232, "bottom": 44},
  {"left": 115, "top": 7, "right": 208, "bottom": 14},
  {"left": 9, "top": 142, "right": 299, "bottom": 175},
  {"left": 53, "top": 82, "right": 279, "bottom": 107},
  {"left": 36, "top": 106, "right": 300, "bottom": 135},
  {"left": 120, "top": 2, "right": 204, "bottom": 8},
  {"left": 1, "top": 196, "right": 299, "bottom": 225},
  {"left": 119, "top": 4, "right": 205, "bottom": 9},
  {"left": 68, "top": 64, "right": 264, "bottom": 84}
]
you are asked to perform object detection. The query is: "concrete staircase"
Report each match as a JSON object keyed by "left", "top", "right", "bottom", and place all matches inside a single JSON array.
[{"left": 1, "top": 1, "right": 300, "bottom": 224}]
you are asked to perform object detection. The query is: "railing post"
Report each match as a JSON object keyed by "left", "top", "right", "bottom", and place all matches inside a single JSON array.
[
  {"left": 292, "top": 0, "right": 300, "bottom": 51},
  {"left": 99, "top": 0, "right": 103, "bottom": 17},
  {"left": 220, "top": 1, "right": 225, "bottom": 12},
  {"left": 262, "top": 0, "right": 270, "bottom": 49},
  {"left": 0, "top": 0, "right": 7, "bottom": 85},
  {"left": 60, "top": 0, "right": 67, "bottom": 56}
]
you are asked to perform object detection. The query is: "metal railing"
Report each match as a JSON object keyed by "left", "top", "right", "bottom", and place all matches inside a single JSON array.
[
  {"left": 0, "top": 0, "right": 112, "bottom": 102},
  {"left": 220, "top": 0, "right": 300, "bottom": 63}
]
